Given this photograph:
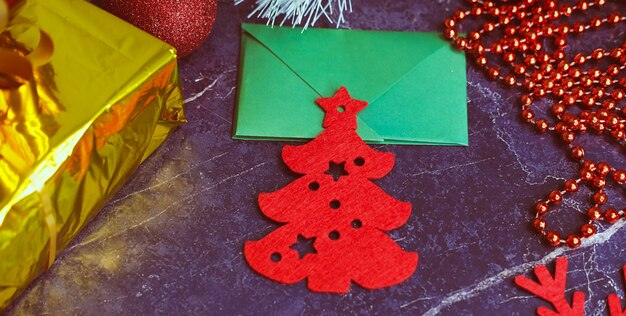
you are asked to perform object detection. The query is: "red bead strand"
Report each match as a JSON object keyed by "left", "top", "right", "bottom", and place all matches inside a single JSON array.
[{"left": 445, "top": 0, "right": 626, "bottom": 248}]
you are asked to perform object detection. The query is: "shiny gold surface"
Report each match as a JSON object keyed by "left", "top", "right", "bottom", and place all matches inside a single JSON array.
[{"left": 0, "top": 0, "right": 186, "bottom": 309}]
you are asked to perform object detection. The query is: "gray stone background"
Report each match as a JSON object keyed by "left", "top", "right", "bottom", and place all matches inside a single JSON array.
[{"left": 7, "top": 0, "right": 626, "bottom": 315}]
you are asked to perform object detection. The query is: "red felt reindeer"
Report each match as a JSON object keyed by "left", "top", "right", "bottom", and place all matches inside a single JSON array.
[
  {"left": 608, "top": 268, "right": 626, "bottom": 316},
  {"left": 515, "top": 257, "right": 626, "bottom": 316}
]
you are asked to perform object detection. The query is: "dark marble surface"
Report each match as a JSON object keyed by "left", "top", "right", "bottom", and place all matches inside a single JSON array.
[{"left": 7, "top": 0, "right": 626, "bottom": 315}]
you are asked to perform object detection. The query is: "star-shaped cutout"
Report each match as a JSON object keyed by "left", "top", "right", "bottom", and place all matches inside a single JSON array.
[
  {"left": 290, "top": 234, "right": 317, "bottom": 259},
  {"left": 325, "top": 161, "right": 349, "bottom": 181},
  {"left": 316, "top": 87, "right": 368, "bottom": 129}
]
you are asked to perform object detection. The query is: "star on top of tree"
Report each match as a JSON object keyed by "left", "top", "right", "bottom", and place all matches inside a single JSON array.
[{"left": 316, "top": 86, "right": 368, "bottom": 130}]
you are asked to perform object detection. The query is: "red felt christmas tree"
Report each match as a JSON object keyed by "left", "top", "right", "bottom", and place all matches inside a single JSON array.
[{"left": 244, "top": 87, "right": 418, "bottom": 293}]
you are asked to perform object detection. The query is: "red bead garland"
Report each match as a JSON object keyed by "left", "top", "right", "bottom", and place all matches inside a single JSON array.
[{"left": 445, "top": 0, "right": 626, "bottom": 248}]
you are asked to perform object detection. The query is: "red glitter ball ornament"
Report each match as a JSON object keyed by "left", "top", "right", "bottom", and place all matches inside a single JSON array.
[{"left": 99, "top": 0, "right": 217, "bottom": 58}]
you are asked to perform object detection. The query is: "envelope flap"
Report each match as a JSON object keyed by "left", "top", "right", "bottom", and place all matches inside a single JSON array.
[
  {"left": 235, "top": 28, "right": 385, "bottom": 143},
  {"left": 242, "top": 23, "right": 447, "bottom": 102}
]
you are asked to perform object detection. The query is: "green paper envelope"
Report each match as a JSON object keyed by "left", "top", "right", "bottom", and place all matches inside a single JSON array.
[{"left": 234, "top": 23, "right": 468, "bottom": 145}]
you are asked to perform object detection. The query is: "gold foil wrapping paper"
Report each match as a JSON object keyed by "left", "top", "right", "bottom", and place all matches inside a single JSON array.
[{"left": 0, "top": 0, "right": 186, "bottom": 309}]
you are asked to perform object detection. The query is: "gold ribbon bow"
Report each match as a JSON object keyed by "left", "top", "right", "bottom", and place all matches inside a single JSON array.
[
  {"left": 0, "top": 0, "right": 57, "bottom": 268},
  {"left": 0, "top": 0, "right": 54, "bottom": 89}
]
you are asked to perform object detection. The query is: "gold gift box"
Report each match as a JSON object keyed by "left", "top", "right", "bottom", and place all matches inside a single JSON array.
[{"left": 0, "top": 0, "right": 186, "bottom": 309}]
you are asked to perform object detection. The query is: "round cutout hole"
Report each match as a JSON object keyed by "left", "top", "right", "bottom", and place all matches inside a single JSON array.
[
  {"left": 308, "top": 181, "right": 320, "bottom": 191},
  {"left": 329, "top": 230, "right": 340, "bottom": 240},
  {"left": 337, "top": 106, "right": 345, "bottom": 113},
  {"left": 270, "top": 252, "right": 282, "bottom": 262},
  {"left": 354, "top": 157, "right": 365, "bottom": 166},
  {"left": 351, "top": 219, "right": 363, "bottom": 228},
  {"left": 329, "top": 200, "right": 341, "bottom": 209}
]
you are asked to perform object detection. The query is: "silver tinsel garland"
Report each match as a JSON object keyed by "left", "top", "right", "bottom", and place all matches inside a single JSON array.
[{"left": 235, "top": 0, "right": 353, "bottom": 29}]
